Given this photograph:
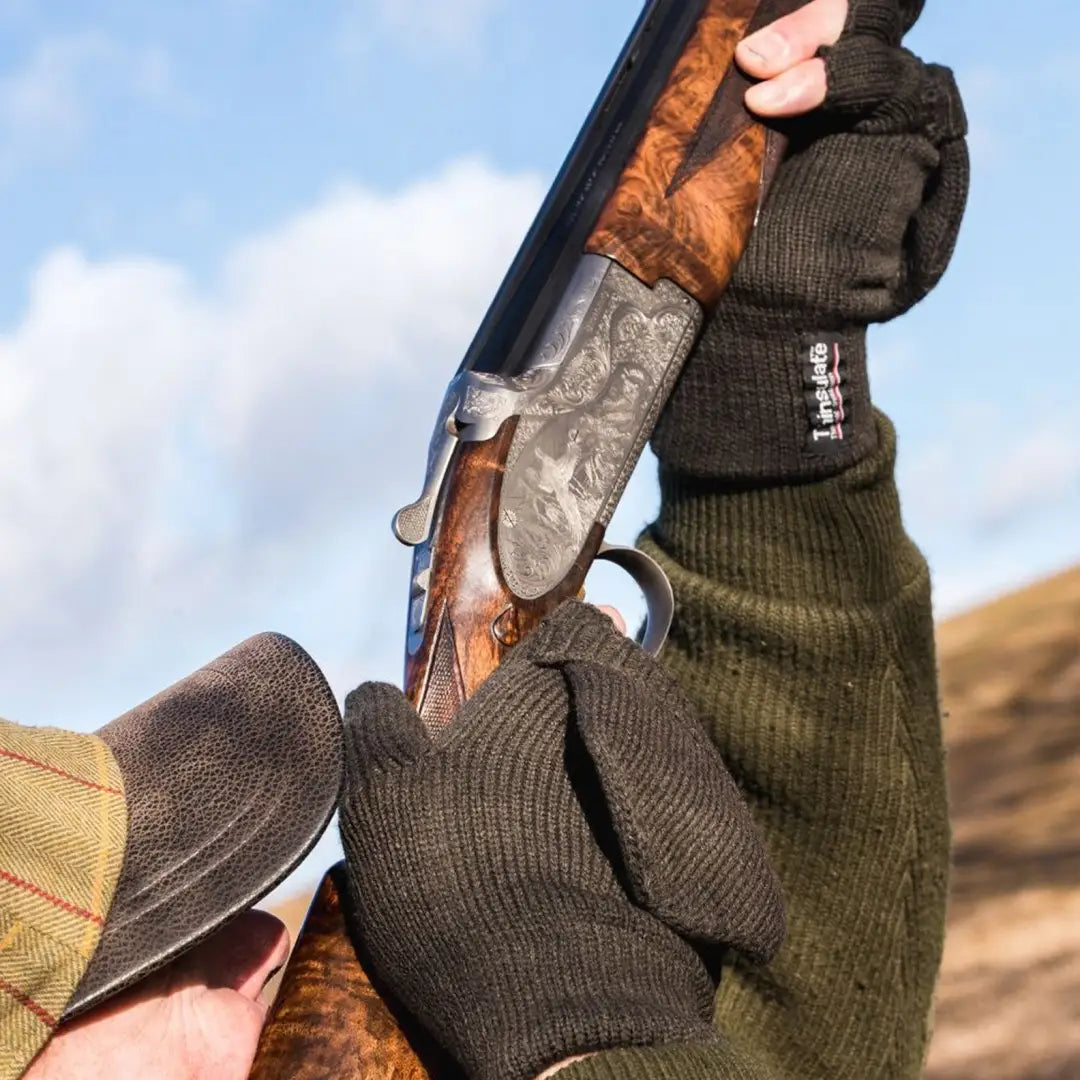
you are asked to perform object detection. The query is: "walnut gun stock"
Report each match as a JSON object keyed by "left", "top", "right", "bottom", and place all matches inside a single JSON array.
[{"left": 251, "top": 1, "right": 803, "bottom": 1077}]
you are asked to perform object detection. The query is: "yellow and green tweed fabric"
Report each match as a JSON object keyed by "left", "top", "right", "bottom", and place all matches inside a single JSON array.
[{"left": 0, "top": 719, "right": 127, "bottom": 1080}]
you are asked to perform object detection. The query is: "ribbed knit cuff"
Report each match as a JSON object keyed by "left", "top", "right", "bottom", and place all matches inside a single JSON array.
[
  {"left": 651, "top": 319, "right": 877, "bottom": 484},
  {"left": 843, "top": 0, "right": 925, "bottom": 45},
  {"left": 446, "top": 916, "right": 717, "bottom": 1080},
  {"left": 519, "top": 599, "right": 664, "bottom": 673},
  {"left": 559, "top": 1038, "right": 770, "bottom": 1080},
  {"left": 645, "top": 412, "right": 924, "bottom": 606}
]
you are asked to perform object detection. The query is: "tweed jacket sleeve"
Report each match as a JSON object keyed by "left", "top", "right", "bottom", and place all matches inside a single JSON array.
[{"left": 0, "top": 721, "right": 127, "bottom": 1080}]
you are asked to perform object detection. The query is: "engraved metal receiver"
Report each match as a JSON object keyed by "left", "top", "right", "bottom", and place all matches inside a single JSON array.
[
  {"left": 394, "top": 253, "right": 696, "bottom": 666},
  {"left": 389, "top": 0, "right": 803, "bottom": 737}
]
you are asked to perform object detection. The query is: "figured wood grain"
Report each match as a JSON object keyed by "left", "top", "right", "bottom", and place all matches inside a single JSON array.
[
  {"left": 586, "top": 0, "right": 797, "bottom": 306},
  {"left": 249, "top": 865, "right": 437, "bottom": 1080},
  {"left": 404, "top": 419, "right": 603, "bottom": 733},
  {"left": 252, "top": 427, "right": 602, "bottom": 1080}
]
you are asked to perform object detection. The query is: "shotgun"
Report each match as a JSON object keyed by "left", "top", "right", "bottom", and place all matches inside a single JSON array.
[{"left": 251, "top": 1, "right": 802, "bottom": 1076}]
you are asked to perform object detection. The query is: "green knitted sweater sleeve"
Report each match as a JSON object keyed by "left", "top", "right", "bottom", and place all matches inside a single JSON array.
[{"left": 563, "top": 413, "right": 949, "bottom": 1080}]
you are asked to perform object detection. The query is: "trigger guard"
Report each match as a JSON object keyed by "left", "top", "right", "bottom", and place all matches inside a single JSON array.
[{"left": 595, "top": 543, "right": 674, "bottom": 656}]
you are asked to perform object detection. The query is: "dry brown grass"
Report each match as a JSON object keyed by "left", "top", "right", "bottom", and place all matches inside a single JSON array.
[
  {"left": 926, "top": 565, "right": 1080, "bottom": 1080},
  {"left": 269, "top": 566, "right": 1080, "bottom": 1076}
]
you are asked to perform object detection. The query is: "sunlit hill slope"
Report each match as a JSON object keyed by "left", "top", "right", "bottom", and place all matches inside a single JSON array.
[{"left": 926, "top": 565, "right": 1080, "bottom": 1079}]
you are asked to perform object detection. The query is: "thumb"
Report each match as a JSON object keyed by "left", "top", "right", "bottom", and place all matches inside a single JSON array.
[
  {"left": 173, "top": 910, "right": 290, "bottom": 999},
  {"left": 895, "top": 78, "right": 969, "bottom": 311},
  {"left": 339, "top": 683, "right": 429, "bottom": 882},
  {"left": 342, "top": 682, "right": 430, "bottom": 778},
  {"left": 566, "top": 661, "right": 786, "bottom": 964}
]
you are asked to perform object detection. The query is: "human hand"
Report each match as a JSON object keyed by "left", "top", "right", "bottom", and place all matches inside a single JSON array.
[
  {"left": 652, "top": 0, "right": 969, "bottom": 483},
  {"left": 339, "top": 602, "right": 783, "bottom": 1080},
  {"left": 23, "top": 911, "right": 288, "bottom": 1080},
  {"left": 739, "top": 0, "right": 848, "bottom": 116}
]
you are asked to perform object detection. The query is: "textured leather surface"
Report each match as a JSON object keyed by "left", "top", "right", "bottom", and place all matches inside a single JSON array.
[{"left": 64, "top": 633, "right": 343, "bottom": 1017}]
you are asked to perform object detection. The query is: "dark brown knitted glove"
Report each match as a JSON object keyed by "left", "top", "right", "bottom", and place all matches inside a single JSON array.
[
  {"left": 651, "top": 0, "right": 969, "bottom": 483},
  {"left": 339, "top": 602, "right": 784, "bottom": 1080}
]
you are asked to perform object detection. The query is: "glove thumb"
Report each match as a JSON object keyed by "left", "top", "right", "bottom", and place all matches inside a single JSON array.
[
  {"left": 342, "top": 681, "right": 431, "bottom": 779},
  {"left": 844, "top": 0, "right": 921, "bottom": 46}
]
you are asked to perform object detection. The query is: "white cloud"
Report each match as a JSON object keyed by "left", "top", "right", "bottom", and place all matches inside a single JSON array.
[
  {"left": 897, "top": 403, "right": 1080, "bottom": 618},
  {"left": 901, "top": 404, "right": 1080, "bottom": 535},
  {"left": 1040, "top": 52, "right": 1080, "bottom": 98},
  {"left": 176, "top": 193, "right": 213, "bottom": 230},
  {"left": 0, "top": 33, "right": 186, "bottom": 178},
  {"left": 0, "top": 33, "right": 110, "bottom": 152},
  {"left": 130, "top": 44, "right": 186, "bottom": 108},
  {"left": 1, "top": 146, "right": 1075, "bottom": 738},
  {"left": 0, "top": 0, "right": 32, "bottom": 23},
  {"left": 976, "top": 428, "right": 1080, "bottom": 530},
  {"left": 340, "top": 0, "right": 506, "bottom": 58},
  {"left": 0, "top": 157, "right": 543, "bottom": 727}
]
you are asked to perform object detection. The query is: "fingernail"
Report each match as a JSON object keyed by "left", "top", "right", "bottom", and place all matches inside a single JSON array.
[
  {"left": 746, "top": 79, "right": 791, "bottom": 112},
  {"left": 740, "top": 28, "right": 789, "bottom": 67}
]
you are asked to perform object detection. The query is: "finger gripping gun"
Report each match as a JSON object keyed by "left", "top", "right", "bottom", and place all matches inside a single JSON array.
[{"left": 251, "top": 1, "right": 802, "bottom": 1076}]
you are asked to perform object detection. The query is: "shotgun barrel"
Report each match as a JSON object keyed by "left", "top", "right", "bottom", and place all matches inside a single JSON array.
[{"left": 251, "top": 1, "right": 802, "bottom": 1076}]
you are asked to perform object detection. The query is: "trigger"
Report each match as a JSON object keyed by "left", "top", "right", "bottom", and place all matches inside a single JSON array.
[{"left": 594, "top": 544, "right": 674, "bottom": 656}]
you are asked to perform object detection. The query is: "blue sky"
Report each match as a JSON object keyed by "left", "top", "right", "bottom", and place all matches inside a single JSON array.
[{"left": 1, "top": 0, "right": 1077, "bottom": 894}]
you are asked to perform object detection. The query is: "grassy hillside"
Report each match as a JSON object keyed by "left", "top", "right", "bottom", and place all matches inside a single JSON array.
[{"left": 926, "top": 565, "right": 1080, "bottom": 1079}]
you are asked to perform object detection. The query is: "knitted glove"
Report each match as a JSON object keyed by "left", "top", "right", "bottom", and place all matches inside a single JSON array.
[
  {"left": 339, "top": 602, "right": 784, "bottom": 1080},
  {"left": 651, "top": 0, "right": 969, "bottom": 482}
]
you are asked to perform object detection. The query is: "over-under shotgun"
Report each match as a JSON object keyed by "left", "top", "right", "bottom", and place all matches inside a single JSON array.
[{"left": 251, "top": 1, "right": 804, "bottom": 1076}]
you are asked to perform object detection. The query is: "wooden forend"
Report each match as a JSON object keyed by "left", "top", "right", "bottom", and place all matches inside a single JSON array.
[
  {"left": 250, "top": 866, "right": 437, "bottom": 1079},
  {"left": 586, "top": 0, "right": 774, "bottom": 307},
  {"left": 403, "top": 419, "right": 603, "bottom": 736}
]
